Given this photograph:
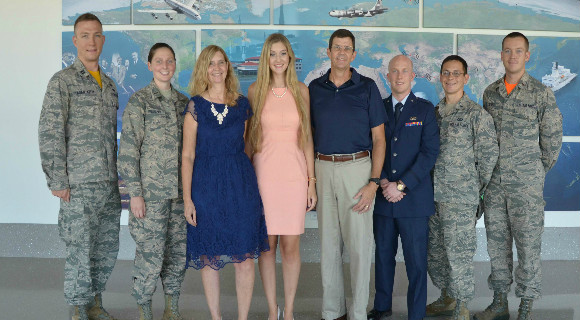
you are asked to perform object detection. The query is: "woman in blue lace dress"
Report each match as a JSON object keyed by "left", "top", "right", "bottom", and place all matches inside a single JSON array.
[{"left": 181, "top": 45, "right": 269, "bottom": 320}]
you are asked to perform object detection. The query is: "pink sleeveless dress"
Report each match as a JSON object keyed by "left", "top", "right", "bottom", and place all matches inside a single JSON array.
[{"left": 253, "top": 88, "right": 308, "bottom": 235}]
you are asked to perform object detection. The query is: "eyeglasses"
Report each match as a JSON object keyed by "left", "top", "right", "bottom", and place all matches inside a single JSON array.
[
  {"left": 441, "top": 70, "right": 465, "bottom": 77},
  {"left": 331, "top": 45, "right": 354, "bottom": 53}
]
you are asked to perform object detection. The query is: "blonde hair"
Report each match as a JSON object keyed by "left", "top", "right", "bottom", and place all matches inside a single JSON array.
[
  {"left": 247, "top": 33, "right": 310, "bottom": 153},
  {"left": 188, "top": 45, "right": 240, "bottom": 106}
]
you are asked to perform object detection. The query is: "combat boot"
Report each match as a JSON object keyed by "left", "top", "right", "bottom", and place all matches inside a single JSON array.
[
  {"left": 425, "top": 288, "right": 456, "bottom": 317},
  {"left": 162, "top": 294, "right": 184, "bottom": 320},
  {"left": 138, "top": 302, "right": 153, "bottom": 320},
  {"left": 473, "top": 291, "right": 509, "bottom": 320},
  {"left": 71, "top": 305, "right": 89, "bottom": 320},
  {"left": 87, "top": 293, "right": 118, "bottom": 320},
  {"left": 517, "top": 298, "right": 533, "bottom": 320},
  {"left": 452, "top": 300, "right": 470, "bottom": 320}
]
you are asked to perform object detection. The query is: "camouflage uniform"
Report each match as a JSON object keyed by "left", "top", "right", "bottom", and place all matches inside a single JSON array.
[
  {"left": 428, "top": 94, "right": 499, "bottom": 302},
  {"left": 482, "top": 72, "right": 562, "bottom": 299},
  {"left": 118, "top": 80, "right": 189, "bottom": 305},
  {"left": 39, "top": 59, "right": 121, "bottom": 305}
]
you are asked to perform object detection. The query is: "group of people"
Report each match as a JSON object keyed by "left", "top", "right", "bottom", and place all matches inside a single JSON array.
[{"left": 38, "top": 12, "right": 562, "bottom": 320}]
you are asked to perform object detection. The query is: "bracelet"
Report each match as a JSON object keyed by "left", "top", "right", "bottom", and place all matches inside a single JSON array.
[{"left": 308, "top": 177, "right": 317, "bottom": 183}]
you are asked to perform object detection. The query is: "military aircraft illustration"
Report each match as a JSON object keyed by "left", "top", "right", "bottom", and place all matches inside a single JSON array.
[
  {"left": 329, "top": 0, "right": 388, "bottom": 18},
  {"left": 138, "top": 0, "right": 202, "bottom": 21}
]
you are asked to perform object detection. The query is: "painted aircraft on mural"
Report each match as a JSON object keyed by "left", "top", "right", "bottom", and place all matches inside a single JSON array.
[
  {"left": 138, "top": 0, "right": 202, "bottom": 20},
  {"left": 329, "top": 0, "right": 388, "bottom": 18}
]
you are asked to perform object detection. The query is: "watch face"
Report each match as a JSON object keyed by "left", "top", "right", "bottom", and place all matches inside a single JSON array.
[{"left": 397, "top": 183, "right": 404, "bottom": 191}]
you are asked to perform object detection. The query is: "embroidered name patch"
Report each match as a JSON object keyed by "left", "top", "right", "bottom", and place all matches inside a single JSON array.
[
  {"left": 405, "top": 121, "right": 422, "bottom": 126},
  {"left": 74, "top": 90, "right": 96, "bottom": 95}
]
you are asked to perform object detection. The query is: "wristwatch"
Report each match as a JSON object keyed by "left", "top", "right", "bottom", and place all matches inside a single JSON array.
[
  {"left": 396, "top": 180, "right": 406, "bottom": 191},
  {"left": 369, "top": 178, "right": 380, "bottom": 186}
]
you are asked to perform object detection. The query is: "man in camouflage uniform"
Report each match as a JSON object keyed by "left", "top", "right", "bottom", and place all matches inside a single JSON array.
[
  {"left": 118, "top": 45, "right": 189, "bottom": 319},
  {"left": 426, "top": 55, "right": 498, "bottom": 320},
  {"left": 39, "top": 13, "right": 121, "bottom": 320},
  {"left": 474, "top": 32, "right": 562, "bottom": 320}
]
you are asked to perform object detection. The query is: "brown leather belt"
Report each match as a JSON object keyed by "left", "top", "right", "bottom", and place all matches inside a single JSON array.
[{"left": 316, "top": 150, "right": 370, "bottom": 162}]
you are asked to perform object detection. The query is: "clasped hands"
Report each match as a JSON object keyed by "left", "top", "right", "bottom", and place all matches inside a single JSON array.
[{"left": 380, "top": 178, "right": 405, "bottom": 203}]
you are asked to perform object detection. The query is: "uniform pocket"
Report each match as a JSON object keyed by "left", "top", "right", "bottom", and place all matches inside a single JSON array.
[{"left": 58, "top": 197, "right": 89, "bottom": 246}]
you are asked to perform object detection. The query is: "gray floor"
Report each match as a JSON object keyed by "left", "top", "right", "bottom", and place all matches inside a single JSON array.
[
  {"left": 1, "top": 224, "right": 579, "bottom": 319},
  {"left": 1, "top": 258, "right": 579, "bottom": 319}
]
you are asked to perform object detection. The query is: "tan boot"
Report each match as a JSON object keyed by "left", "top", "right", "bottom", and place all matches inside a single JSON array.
[
  {"left": 71, "top": 305, "right": 89, "bottom": 320},
  {"left": 473, "top": 291, "right": 509, "bottom": 320},
  {"left": 138, "top": 302, "right": 153, "bottom": 320},
  {"left": 453, "top": 301, "right": 470, "bottom": 320},
  {"left": 162, "top": 294, "right": 184, "bottom": 320},
  {"left": 87, "top": 293, "right": 118, "bottom": 320},
  {"left": 517, "top": 298, "right": 533, "bottom": 320},
  {"left": 426, "top": 288, "right": 456, "bottom": 317}
]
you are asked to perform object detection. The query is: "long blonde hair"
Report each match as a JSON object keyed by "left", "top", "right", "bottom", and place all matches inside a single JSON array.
[
  {"left": 188, "top": 45, "right": 240, "bottom": 106},
  {"left": 247, "top": 33, "right": 310, "bottom": 153}
]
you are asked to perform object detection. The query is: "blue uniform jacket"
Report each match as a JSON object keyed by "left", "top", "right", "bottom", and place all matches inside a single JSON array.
[{"left": 374, "top": 92, "right": 440, "bottom": 218}]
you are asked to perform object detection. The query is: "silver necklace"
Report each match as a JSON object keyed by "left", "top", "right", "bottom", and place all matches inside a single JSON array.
[
  {"left": 210, "top": 102, "right": 228, "bottom": 125},
  {"left": 271, "top": 87, "right": 287, "bottom": 98}
]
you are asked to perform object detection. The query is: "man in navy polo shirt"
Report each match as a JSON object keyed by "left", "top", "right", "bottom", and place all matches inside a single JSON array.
[
  {"left": 369, "top": 54, "right": 439, "bottom": 320},
  {"left": 309, "top": 29, "right": 387, "bottom": 320}
]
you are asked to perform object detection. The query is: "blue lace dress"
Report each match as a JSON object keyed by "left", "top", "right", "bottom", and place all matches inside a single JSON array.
[{"left": 184, "top": 95, "right": 269, "bottom": 270}]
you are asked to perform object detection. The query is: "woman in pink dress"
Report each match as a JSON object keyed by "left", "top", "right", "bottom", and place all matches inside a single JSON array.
[{"left": 246, "top": 33, "right": 317, "bottom": 320}]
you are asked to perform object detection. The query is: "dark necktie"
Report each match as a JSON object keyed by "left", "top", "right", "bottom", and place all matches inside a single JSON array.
[{"left": 395, "top": 102, "right": 403, "bottom": 122}]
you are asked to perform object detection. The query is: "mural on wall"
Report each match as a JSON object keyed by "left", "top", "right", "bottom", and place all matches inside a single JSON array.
[
  {"left": 60, "top": 0, "right": 580, "bottom": 213},
  {"left": 63, "top": 0, "right": 132, "bottom": 25},
  {"left": 274, "top": 0, "right": 419, "bottom": 27},
  {"left": 458, "top": 34, "right": 580, "bottom": 136},
  {"left": 424, "top": 0, "right": 580, "bottom": 31},
  {"left": 202, "top": 29, "right": 452, "bottom": 104},
  {"left": 63, "top": 31, "right": 196, "bottom": 208},
  {"left": 544, "top": 142, "right": 580, "bottom": 211},
  {"left": 133, "top": 0, "right": 270, "bottom": 24},
  {"left": 457, "top": 34, "right": 580, "bottom": 211}
]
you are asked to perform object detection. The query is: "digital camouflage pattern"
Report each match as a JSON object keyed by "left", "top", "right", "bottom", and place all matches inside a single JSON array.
[
  {"left": 58, "top": 182, "right": 121, "bottom": 305},
  {"left": 429, "top": 94, "right": 499, "bottom": 302},
  {"left": 129, "top": 199, "right": 186, "bottom": 304},
  {"left": 428, "top": 202, "right": 478, "bottom": 301},
  {"left": 483, "top": 72, "right": 562, "bottom": 185},
  {"left": 119, "top": 82, "right": 189, "bottom": 304},
  {"left": 482, "top": 71, "right": 562, "bottom": 299},
  {"left": 39, "top": 59, "right": 119, "bottom": 191},
  {"left": 118, "top": 81, "right": 188, "bottom": 201},
  {"left": 433, "top": 94, "right": 499, "bottom": 205},
  {"left": 39, "top": 59, "right": 121, "bottom": 305}
]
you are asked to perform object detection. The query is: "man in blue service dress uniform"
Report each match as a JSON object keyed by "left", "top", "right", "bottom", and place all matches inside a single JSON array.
[
  {"left": 368, "top": 54, "right": 440, "bottom": 320},
  {"left": 309, "top": 29, "right": 387, "bottom": 320}
]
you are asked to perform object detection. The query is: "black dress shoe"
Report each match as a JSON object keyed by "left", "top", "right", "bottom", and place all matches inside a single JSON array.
[{"left": 367, "top": 308, "right": 393, "bottom": 320}]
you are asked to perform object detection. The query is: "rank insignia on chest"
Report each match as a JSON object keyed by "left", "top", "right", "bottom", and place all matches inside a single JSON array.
[{"left": 405, "top": 121, "right": 422, "bottom": 127}]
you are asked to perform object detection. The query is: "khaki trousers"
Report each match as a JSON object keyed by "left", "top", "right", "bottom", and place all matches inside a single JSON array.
[{"left": 315, "top": 156, "right": 374, "bottom": 320}]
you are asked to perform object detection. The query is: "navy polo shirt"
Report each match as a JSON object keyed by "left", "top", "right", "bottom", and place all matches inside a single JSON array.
[{"left": 309, "top": 68, "right": 386, "bottom": 155}]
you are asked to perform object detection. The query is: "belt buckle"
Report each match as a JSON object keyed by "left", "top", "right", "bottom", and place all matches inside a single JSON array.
[
  {"left": 331, "top": 154, "right": 335, "bottom": 162},
  {"left": 352, "top": 153, "right": 356, "bottom": 161}
]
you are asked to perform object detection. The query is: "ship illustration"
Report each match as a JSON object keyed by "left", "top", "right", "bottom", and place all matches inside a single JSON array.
[{"left": 541, "top": 62, "right": 577, "bottom": 92}]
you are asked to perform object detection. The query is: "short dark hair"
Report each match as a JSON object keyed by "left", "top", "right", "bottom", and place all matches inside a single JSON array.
[
  {"left": 440, "top": 55, "right": 468, "bottom": 74},
  {"left": 74, "top": 13, "right": 102, "bottom": 33},
  {"left": 502, "top": 31, "right": 529, "bottom": 51},
  {"left": 148, "top": 43, "right": 176, "bottom": 63},
  {"left": 328, "top": 29, "right": 356, "bottom": 52}
]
